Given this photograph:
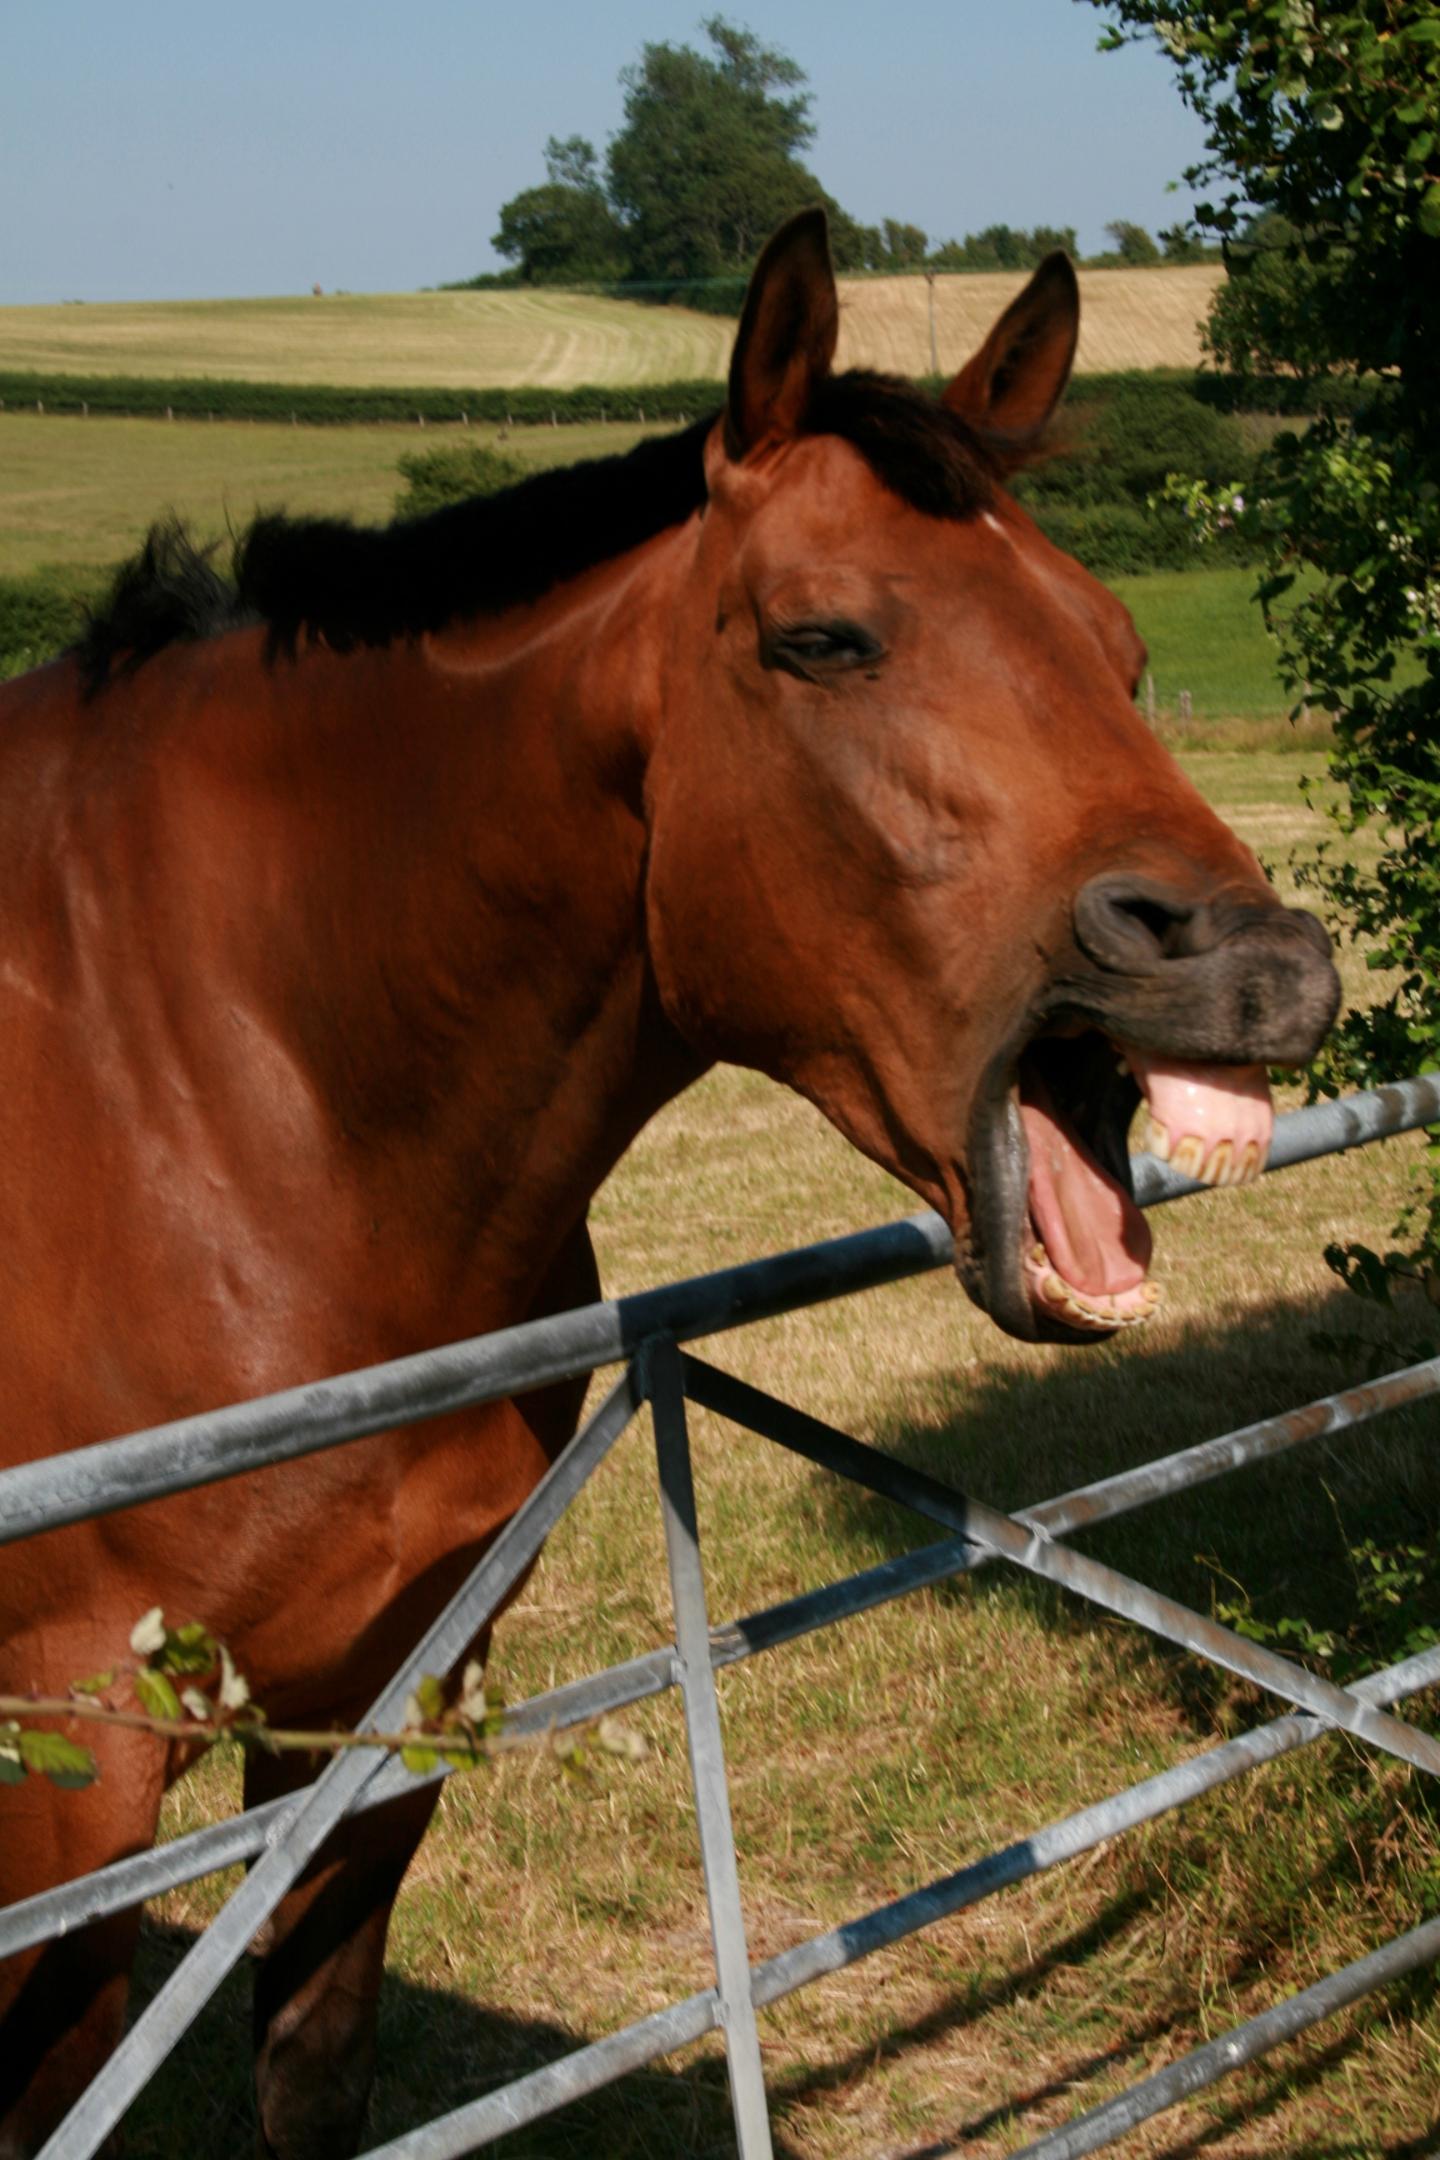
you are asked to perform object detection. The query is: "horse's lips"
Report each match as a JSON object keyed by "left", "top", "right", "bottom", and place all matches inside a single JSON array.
[{"left": 966, "top": 1044, "right": 1276, "bottom": 1343}]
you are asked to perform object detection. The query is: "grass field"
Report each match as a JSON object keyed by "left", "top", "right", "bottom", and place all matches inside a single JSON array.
[
  {"left": 6, "top": 389, "right": 1435, "bottom": 2150},
  {"left": 0, "top": 264, "right": 1225, "bottom": 393}
]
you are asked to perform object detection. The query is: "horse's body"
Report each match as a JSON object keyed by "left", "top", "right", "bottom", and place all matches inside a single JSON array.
[{"left": 0, "top": 215, "right": 1338, "bottom": 2156}]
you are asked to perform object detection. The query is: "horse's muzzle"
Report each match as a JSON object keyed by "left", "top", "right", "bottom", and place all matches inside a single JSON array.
[{"left": 1070, "top": 874, "right": 1340, "bottom": 1065}]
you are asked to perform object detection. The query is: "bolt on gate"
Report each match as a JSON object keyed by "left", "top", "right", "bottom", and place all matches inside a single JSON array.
[{"left": 2, "top": 1073, "right": 1439, "bottom": 2159}]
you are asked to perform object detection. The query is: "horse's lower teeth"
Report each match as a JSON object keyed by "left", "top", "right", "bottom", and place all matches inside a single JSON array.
[{"left": 1032, "top": 1253, "right": 1161, "bottom": 1329}]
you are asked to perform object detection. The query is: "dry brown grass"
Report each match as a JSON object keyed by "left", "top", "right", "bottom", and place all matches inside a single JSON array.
[
  {"left": 0, "top": 266, "right": 1223, "bottom": 394},
  {"left": 837, "top": 264, "right": 1226, "bottom": 381}
]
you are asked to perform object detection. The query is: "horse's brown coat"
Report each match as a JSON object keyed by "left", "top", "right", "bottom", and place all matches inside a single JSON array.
[{"left": 0, "top": 213, "right": 1337, "bottom": 2156}]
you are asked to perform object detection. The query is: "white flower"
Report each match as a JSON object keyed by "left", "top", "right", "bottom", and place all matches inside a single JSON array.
[
  {"left": 218, "top": 1645, "right": 250, "bottom": 1712},
  {"left": 129, "top": 1607, "right": 167, "bottom": 1658}
]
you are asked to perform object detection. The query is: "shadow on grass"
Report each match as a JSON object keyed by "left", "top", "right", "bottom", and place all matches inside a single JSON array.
[
  {"left": 810, "top": 1279, "right": 1440, "bottom": 1666},
  {"left": 905, "top": 2025, "right": 1435, "bottom": 2160},
  {"left": 1149, "top": 2030, "right": 1439, "bottom": 2160},
  {"left": 123, "top": 1915, "right": 788, "bottom": 2160}
]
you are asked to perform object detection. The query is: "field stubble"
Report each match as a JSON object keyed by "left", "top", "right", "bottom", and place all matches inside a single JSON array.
[{"left": 0, "top": 265, "right": 1223, "bottom": 392}]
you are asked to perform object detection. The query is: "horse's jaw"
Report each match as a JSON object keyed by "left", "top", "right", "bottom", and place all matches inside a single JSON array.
[{"left": 964, "top": 1030, "right": 1277, "bottom": 1345}]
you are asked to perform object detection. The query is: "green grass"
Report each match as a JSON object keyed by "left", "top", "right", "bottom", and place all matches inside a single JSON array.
[
  {"left": 1113, "top": 564, "right": 1325, "bottom": 739},
  {"left": 0, "top": 411, "right": 663, "bottom": 578}
]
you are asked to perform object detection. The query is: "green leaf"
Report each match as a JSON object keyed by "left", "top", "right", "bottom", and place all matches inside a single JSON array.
[
  {"left": 18, "top": 1729, "right": 98, "bottom": 1788},
  {"left": 134, "top": 1667, "right": 183, "bottom": 1722},
  {"left": 413, "top": 1673, "right": 445, "bottom": 1724},
  {"left": 400, "top": 1744, "right": 440, "bottom": 1775},
  {"left": 71, "top": 1669, "right": 115, "bottom": 1697},
  {"left": 158, "top": 1622, "right": 218, "bottom": 1676},
  {"left": 1418, "top": 184, "right": 1440, "bottom": 238}
]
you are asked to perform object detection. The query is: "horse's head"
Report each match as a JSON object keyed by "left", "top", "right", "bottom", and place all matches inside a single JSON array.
[{"left": 643, "top": 211, "right": 1339, "bottom": 1343}]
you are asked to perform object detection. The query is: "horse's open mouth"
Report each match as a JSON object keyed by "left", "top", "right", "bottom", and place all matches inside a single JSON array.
[{"left": 972, "top": 1030, "right": 1275, "bottom": 1341}]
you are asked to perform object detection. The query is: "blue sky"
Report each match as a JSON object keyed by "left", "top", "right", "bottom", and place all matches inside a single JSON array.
[{"left": 1, "top": 2, "right": 1211, "bottom": 304}]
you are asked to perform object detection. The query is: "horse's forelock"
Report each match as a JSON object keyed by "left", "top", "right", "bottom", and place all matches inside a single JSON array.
[{"left": 804, "top": 371, "right": 1005, "bottom": 522}]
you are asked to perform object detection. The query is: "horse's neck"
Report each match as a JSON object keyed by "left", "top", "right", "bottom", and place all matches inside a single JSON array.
[{"left": 233, "top": 542, "right": 698, "bottom": 1297}]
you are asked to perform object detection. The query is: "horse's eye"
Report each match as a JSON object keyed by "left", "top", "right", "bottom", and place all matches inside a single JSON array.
[{"left": 766, "top": 620, "right": 884, "bottom": 680}]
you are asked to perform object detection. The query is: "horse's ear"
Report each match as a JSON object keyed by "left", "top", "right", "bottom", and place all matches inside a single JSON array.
[
  {"left": 943, "top": 252, "right": 1079, "bottom": 451},
  {"left": 725, "top": 208, "right": 839, "bottom": 461}
]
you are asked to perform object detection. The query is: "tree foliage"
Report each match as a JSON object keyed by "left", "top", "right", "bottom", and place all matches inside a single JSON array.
[
  {"left": 487, "top": 19, "right": 1144, "bottom": 297},
  {"left": 605, "top": 18, "right": 835, "bottom": 282},
  {"left": 1105, "top": 216, "right": 1162, "bottom": 263},
  {"left": 1093, "top": 0, "right": 1440, "bottom": 1278},
  {"left": 491, "top": 134, "right": 626, "bottom": 284}
]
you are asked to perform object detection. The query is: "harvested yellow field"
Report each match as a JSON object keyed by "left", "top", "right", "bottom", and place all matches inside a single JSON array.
[
  {"left": 0, "top": 288, "right": 735, "bottom": 390},
  {"left": 0, "top": 266, "right": 1224, "bottom": 390},
  {"left": 838, "top": 262, "right": 1226, "bottom": 377}
]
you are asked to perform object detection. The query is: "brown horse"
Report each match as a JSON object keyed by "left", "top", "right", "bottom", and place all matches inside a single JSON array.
[{"left": 0, "top": 211, "right": 1337, "bottom": 2157}]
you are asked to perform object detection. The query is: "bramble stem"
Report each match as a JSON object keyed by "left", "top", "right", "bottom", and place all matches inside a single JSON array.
[{"left": 0, "top": 1693, "right": 500, "bottom": 1761}]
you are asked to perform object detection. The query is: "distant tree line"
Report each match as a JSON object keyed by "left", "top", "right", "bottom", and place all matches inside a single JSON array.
[{"left": 460, "top": 19, "right": 1217, "bottom": 305}]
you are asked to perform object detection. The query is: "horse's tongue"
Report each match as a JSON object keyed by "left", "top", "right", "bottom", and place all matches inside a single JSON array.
[
  {"left": 1128, "top": 1050, "right": 1274, "bottom": 1186},
  {"left": 1019, "top": 1075, "right": 1152, "bottom": 1300}
]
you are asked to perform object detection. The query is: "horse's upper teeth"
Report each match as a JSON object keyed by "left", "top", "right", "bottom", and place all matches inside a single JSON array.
[{"left": 1139, "top": 1116, "right": 1266, "bottom": 1189}]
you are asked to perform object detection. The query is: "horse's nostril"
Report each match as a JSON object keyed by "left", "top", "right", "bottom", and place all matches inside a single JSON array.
[{"left": 1073, "top": 877, "right": 1204, "bottom": 971}]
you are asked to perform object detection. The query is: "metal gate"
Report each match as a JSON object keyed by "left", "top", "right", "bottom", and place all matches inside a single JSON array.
[{"left": 2, "top": 1073, "right": 1438, "bottom": 2158}]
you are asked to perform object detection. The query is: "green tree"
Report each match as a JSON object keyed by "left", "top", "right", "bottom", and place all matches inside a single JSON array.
[
  {"left": 605, "top": 17, "right": 837, "bottom": 282},
  {"left": 880, "top": 218, "right": 929, "bottom": 268},
  {"left": 1158, "top": 219, "right": 1220, "bottom": 262},
  {"left": 1092, "top": 1, "right": 1440, "bottom": 1282},
  {"left": 1104, "top": 217, "right": 1161, "bottom": 263},
  {"left": 492, "top": 133, "right": 627, "bottom": 284},
  {"left": 1204, "top": 212, "right": 1347, "bottom": 378}
]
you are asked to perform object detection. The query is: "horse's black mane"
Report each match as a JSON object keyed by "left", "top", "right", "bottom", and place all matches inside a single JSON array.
[{"left": 78, "top": 372, "right": 1000, "bottom": 689}]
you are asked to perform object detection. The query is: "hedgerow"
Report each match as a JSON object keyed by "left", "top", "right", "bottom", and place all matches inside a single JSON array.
[
  {"left": 0, "top": 364, "right": 1368, "bottom": 433},
  {"left": 0, "top": 371, "right": 724, "bottom": 429}
]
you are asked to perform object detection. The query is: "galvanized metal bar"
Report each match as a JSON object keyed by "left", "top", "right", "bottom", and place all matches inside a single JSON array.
[
  {"left": 647, "top": 1341, "right": 774, "bottom": 2160},
  {"left": 1028, "top": 1357, "right": 1440, "bottom": 1533},
  {"left": 683, "top": 1354, "right": 1440, "bottom": 1551},
  {"left": 11, "top": 1350, "right": 1435, "bottom": 1964},
  {"left": 960, "top": 1493, "right": 1440, "bottom": 1779},
  {"left": 5, "top": 1073, "right": 1436, "bottom": 1547},
  {"left": 682, "top": 1355, "right": 1440, "bottom": 1776},
  {"left": 37, "top": 1368, "right": 641, "bottom": 2160},
  {"left": 1010, "top": 1911, "right": 1440, "bottom": 2159},
  {"left": 0, "top": 1218, "right": 951, "bottom": 1547},
  {"left": 358, "top": 1989, "right": 722, "bottom": 2158},
  {"left": 750, "top": 1640, "right": 1440, "bottom": 2009},
  {"left": 356, "top": 1656, "right": 1440, "bottom": 2153}
]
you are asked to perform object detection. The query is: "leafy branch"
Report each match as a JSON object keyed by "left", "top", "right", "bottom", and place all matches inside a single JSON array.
[{"left": 0, "top": 1608, "right": 643, "bottom": 1791}]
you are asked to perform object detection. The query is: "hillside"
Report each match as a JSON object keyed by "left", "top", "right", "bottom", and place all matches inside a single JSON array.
[{"left": 0, "top": 266, "right": 1225, "bottom": 390}]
